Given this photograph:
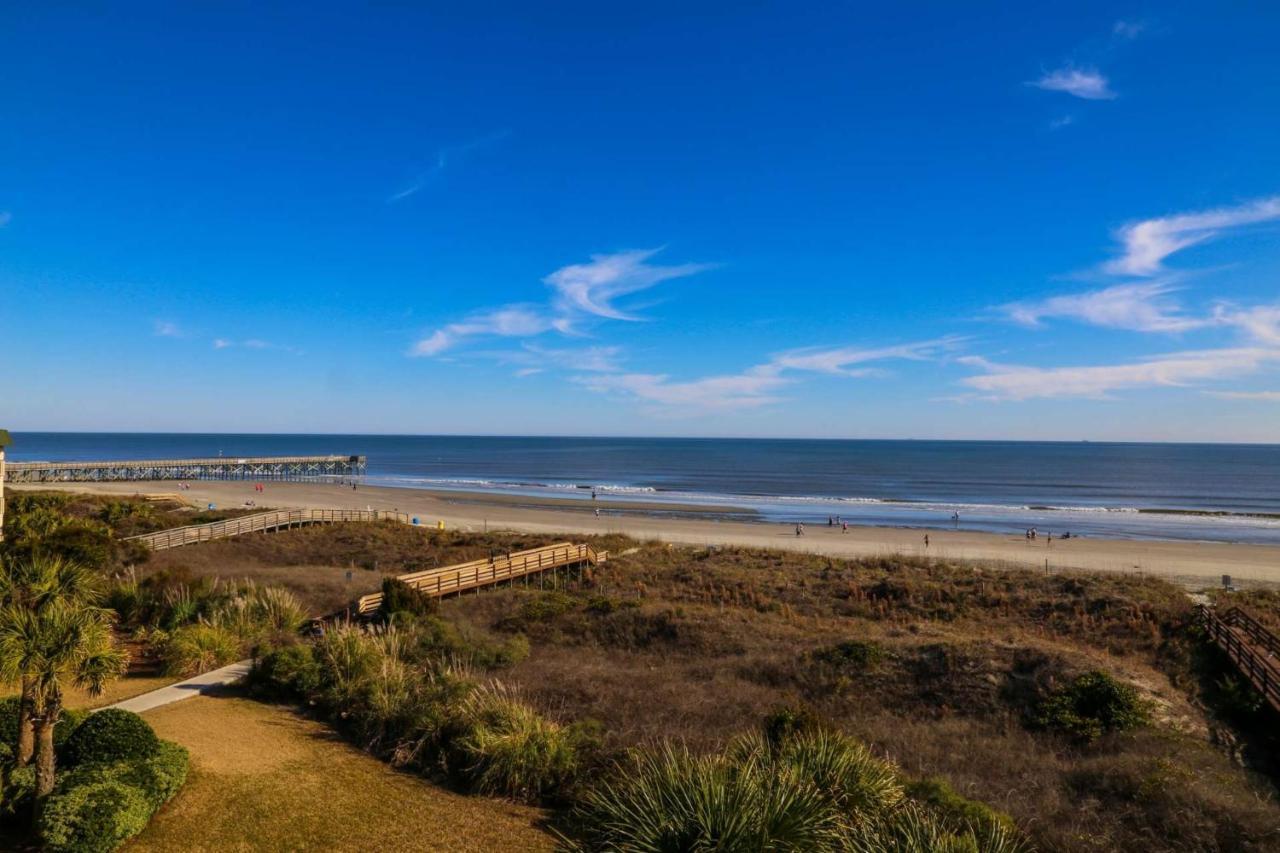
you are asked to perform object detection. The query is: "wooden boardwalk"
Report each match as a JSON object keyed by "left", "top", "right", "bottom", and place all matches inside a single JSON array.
[
  {"left": 4, "top": 454, "right": 366, "bottom": 483},
  {"left": 126, "top": 508, "right": 409, "bottom": 550},
  {"left": 354, "top": 542, "right": 607, "bottom": 615},
  {"left": 1198, "top": 605, "right": 1280, "bottom": 713}
]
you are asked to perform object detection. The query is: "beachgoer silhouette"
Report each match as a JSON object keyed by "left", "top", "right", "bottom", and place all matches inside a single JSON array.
[
  {"left": 842, "top": 522, "right": 848, "bottom": 533},
  {"left": 924, "top": 534, "right": 929, "bottom": 548}
]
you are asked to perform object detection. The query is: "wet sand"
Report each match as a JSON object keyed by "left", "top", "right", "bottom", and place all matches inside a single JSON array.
[{"left": 19, "top": 480, "right": 1280, "bottom": 588}]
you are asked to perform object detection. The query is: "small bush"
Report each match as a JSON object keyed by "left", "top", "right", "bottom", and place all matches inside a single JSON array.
[
  {"left": 813, "top": 639, "right": 886, "bottom": 670},
  {"left": 453, "top": 682, "right": 579, "bottom": 802},
  {"left": 250, "top": 644, "right": 322, "bottom": 700},
  {"left": 380, "top": 577, "right": 438, "bottom": 619},
  {"left": 0, "top": 765, "right": 35, "bottom": 818},
  {"left": 38, "top": 779, "right": 151, "bottom": 853},
  {"left": 57, "top": 740, "right": 189, "bottom": 810},
  {"left": 160, "top": 622, "right": 240, "bottom": 676},
  {"left": 584, "top": 596, "right": 638, "bottom": 616},
  {"left": 906, "top": 776, "right": 1016, "bottom": 835},
  {"left": 63, "top": 709, "right": 160, "bottom": 768},
  {"left": 761, "top": 704, "right": 824, "bottom": 748},
  {"left": 1036, "top": 670, "right": 1150, "bottom": 742}
]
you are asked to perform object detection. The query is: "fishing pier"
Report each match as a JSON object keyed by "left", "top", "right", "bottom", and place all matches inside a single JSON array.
[{"left": 2, "top": 454, "right": 367, "bottom": 484}]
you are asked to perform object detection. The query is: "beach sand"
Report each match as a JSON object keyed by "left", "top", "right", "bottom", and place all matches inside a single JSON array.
[{"left": 17, "top": 480, "right": 1280, "bottom": 588}]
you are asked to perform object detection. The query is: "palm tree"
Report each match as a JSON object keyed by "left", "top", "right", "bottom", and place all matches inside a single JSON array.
[
  {"left": 0, "top": 601, "right": 127, "bottom": 806},
  {"left": 0, "top": 555, "right": 103, "bottom": 766}
]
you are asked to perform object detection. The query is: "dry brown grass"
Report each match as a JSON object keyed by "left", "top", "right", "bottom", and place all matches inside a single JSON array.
[
  {"left": 120, "top": 526, "right": 1280, "bottom": 850},
  {"left": 136, "top": 522, "right": 596, "bottom": 615},
  {"left": 132, "top": 693, "right": 553, "bottom": 852},
  {"left": 433, "top": 542, "right": 1280, "bottom": 852}
]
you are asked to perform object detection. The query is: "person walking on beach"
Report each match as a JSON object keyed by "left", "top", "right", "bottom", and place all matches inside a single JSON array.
[
  {"left": 842, "top": 521, "right": 848, "bottom": 533},
  {"left": 591, "top": 489, "right": 597, "bottom": 501},
  {"left": 923, "top": 534, "right": 929, "bottom": 548},
  {"left": 594, "top": 508, "right": 600, "bottom": 518},
  {"left": 795, "top": 523, "right": 803, "bottom": 537}
]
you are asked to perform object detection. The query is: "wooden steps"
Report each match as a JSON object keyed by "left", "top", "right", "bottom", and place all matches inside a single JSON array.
[{"left": 1198, "top": 605, "right": 1280, "bottom": 713}]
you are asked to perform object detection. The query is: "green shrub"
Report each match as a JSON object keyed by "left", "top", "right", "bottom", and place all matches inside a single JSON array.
[
  {"left": 251, "top": 644, "right": 322, "bottom": 700},
  {"left": 57, "top": 741, "right": 189, "bottom": 811},
  {"left": 584, "top": 596, "right": 638, "bottom": 616},
  {"left": 160, "top": 622, "right": 240, "bottom": 676},
  {"left": 38, "top": 779, "right": 151, "bottom": 853},
  {"left": 63, "top": 709, "right": 160, "bottom": 768},
  {"left": 0, "top": 765, "right": 35, "bottom": 818},
  {"left": 761, "top": 704, "right": 824, "bottom": 749},
  {"left": 906, "top": 776, "right": 1016, "bottom": 835},
  {"left": 497, "top": 591, "right": 577, "bottom": 632},
  {"left": 813, "top": 639, "right": 886, "bottom": 670},
  {"left": 453, "top": 682, "right": 579, "bottom": 802},
  {"left": 1036, "top": 670, "right": 1150, "bottom": 742},
  {"left": 569, "top": 724, "right": 1028, "bottom": 853},
  {"left": 380, "top": 577, "right": 438, "bottom": 619}
]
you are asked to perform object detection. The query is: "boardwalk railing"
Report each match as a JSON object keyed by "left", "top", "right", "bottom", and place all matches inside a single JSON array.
[
  {"left": 355, "top": 542, "right": 607, "bottom": 615},
  {"left": 126, "top": 508, "right": 408, "bottom": 551},
  {"left": 1197, "top": 605, "right": 1280, "bottom": 713}
]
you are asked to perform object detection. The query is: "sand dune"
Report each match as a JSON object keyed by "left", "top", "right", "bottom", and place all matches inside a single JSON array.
[{"left": 22, "top": 480, "right": 1280, "bottom": 589}]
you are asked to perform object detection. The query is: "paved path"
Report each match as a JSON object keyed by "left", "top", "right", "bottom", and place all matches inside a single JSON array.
[{"left": 101, "top": 660, "right": 252, "bottom": 714}]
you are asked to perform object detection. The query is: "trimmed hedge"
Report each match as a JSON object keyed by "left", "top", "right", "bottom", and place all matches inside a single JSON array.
[
  {"left": 57, "top": 741, "right": 189, "bottom": 810},
  {"left": 62, "top": 709, "right": 160, "bottom": 768},
  {"left": 39, "top": 738, "right": 189, "bottom": 853},
  {"left": 39, "top": 780, "right": 152, "bottom": 853}
]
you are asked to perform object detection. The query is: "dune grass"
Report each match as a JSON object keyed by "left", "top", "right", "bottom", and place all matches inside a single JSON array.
[{"left": 130, "top": 694, "right": 554, "bottom": 852}]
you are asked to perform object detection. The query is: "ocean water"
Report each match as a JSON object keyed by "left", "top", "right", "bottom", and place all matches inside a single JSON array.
[{"left": 7, "top": 433, "right": 1280, "bottom": 544}]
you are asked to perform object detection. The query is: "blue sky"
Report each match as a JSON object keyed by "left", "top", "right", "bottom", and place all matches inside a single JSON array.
[{"left": 3, "top": 2, "right": 1279, "bottom": 440}]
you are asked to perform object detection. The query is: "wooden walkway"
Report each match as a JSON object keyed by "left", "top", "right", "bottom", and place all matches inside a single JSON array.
[
  {"left": 354, "top": 542, "right": 607, "bottom": 615},
  {"left": 1198, "top": 605, "right": 1280, "bottom": 713},
  {"left": 126, "top": 508, "right": 410, "bottom": 551}
]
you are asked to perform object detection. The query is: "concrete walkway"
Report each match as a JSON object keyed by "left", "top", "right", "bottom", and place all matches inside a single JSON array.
[{"left": 101, "top": 660, "right": 252, "bottom": 714}]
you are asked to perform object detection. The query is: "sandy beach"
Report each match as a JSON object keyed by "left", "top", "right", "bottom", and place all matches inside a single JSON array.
[{"left": 19, "top": 480, "right": 1280, "bottom": 589}]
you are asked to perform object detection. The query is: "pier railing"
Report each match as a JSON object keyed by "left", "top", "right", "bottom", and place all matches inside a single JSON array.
[
  {"left": 4, "top": 454, "right": 366, "bottom": 483},
  {"left": 1197, "top": 605, "right": 1280, "bottom": 713},
  {"left": 126, "top": 508, "right": 407, "bottom": 550},
  {"left": 354, "top": 542, "right": 607, "bottom": 615}
]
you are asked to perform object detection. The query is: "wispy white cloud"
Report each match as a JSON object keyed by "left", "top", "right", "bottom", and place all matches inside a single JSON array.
[
  {"left": 543, "top": 249, "right": 715, "bottom": 321},
  {"left": 578, "top": 369, "right": 790, "bottom": 412},
  {"left": 1112, "top": 20, "right": 1145, "bottom": 39},
  {"left": 410, "top": 249, "right": 712, "bottom": 358},
  {"left": 1000, "top": 282, "right": 1207, "bottom": 333},
  {"left": 1029, "top": 67, "right": 1116, "bottom": 100},
  {"left": 410, "top": 306, "right": 553, "bottom": 357},
  {"left": 388, "top": 130, "right": 511, "bottom": 203},
  {"left": 1206, "top": 389, "right": 1280, "bottom": 401},
  {"left": 213, "top": 337, "right": 301, "bottom": 354},
  {"left": 765, "top": 338, "right": 963, "bottom": 376},
  {"left": 1215, "top": 304, "right": 1280, "bottom": 346},
  {"left": 520, "top": 344, "right": 623, "bottom": 373},
  {"left": 959, "top": 347, "right": 1280, "bottom": 401},
  {"left": 1049, "top": 115, "right": 1076, "bottom": 130},
  {"left": 581, "top": 338, "right": 956, "bottom": 413},
  {"left": 1104, "top": 196, "right": 1280, "bottom": 276},
  {"left": 153, "top": 320, "right": 184, "bottom": 338}
]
